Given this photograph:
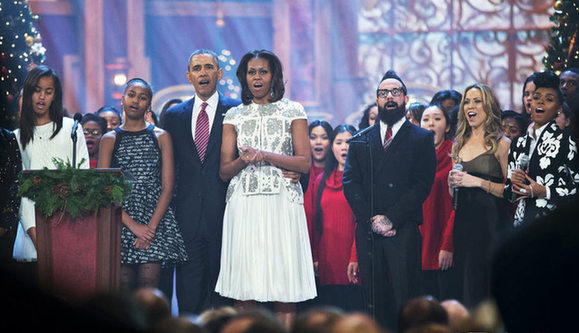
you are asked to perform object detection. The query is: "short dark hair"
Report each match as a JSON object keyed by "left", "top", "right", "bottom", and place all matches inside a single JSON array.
[
  {"left": 501, "top": 109, "right": 528, "bottom": 133},
  {"left": 82, "top": 113, "right": 107, "bottom": 134},
  {"left": 187, "top": 49, "right": 220, "bottom": 71},
  {"left": 237, "top": 50, "right": 285, "bottom": 105},
  {"left": 97, "top": 106, "right": 123, "bottom": 122},
  {"left": 124, "top": 78, "right": 153, "bottom": 100},
  {"left": 19, "top": 65, "right": 64, "bottom": 149},
  {"left": 380, "top": 69, "right": 407, "bottom": 95},
  {"left": 533, "top": 71, "right": 563, "bottom": 105},
  {"left": 430, "top": 89, "right": 462, "bottom": 109},
  {"left": 407, "top": 102, "right": 427, "bottom": 124}
]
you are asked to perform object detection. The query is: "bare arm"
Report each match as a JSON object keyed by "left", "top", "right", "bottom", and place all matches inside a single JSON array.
[
  {"left": 98, "top": 132, "right": 155, "bottom": 245},
  {"left": 147, "top": 129, "right": 174, "bottom": 230},
  {"left": 219, "top": 124, "right": 247, "bottom": 181},
  {"left": 449, "top": 137, "right": 510, "bottom": 198},
  {"left": 97, "top": 132, "right": 115, "bottom": 169}
]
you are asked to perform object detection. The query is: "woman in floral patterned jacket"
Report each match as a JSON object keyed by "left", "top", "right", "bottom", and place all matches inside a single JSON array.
[{"left": 506, "top": 71, "right": 578, "bottom": 226}]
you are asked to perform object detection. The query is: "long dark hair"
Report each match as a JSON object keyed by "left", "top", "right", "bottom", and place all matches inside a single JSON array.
[
  {"left": 315, "top": 124, "right": 357, "bottom": 232},
  {"left": 237, "top": 50, "right": 285, "bottom": 105},
  {"left": 19, "top": 65, "right": 64, "bottom": 150},
  {"left": 309, "top": 120, "right": 333, "bottom": 138},
  {"left": 358, "top": 103, "right": 376, "bottom": 129}
]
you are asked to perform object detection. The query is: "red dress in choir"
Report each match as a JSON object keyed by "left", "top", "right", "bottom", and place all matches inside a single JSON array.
[
  {"left": 304, "top": 165, "right": 324, "bottom": 255},
  {"left": 90, "top": 159, "right": 98, "bottom": 168},
  {"left": 312, "top": 169, "right": 358, "bottom": 286},
  {"left": 420, "top": 139, "right": 454, "bottom": 270}
]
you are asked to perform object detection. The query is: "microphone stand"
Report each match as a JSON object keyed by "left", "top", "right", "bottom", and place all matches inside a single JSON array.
[
  {"left": 349, "top": 126, "right": 376, "bottom": 319},
  {"left": 359, "top": 132, "right": 375, "bottom": 319},
  {"left": 71, "top": 127, "right": 78, "bottom": 168}
]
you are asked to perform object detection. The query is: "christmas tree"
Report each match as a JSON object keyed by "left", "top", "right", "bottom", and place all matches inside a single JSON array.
[
  {"left": 543, "top": 1, "right": 579, "bottom": 73},
  {"left": 0, "top": 0, "right": 45, "bottom": 130}
]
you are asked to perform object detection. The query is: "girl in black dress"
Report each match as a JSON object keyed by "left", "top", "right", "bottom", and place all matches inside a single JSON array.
[{"left": 99, "top": 78, "right": 187, "bottom": 291}]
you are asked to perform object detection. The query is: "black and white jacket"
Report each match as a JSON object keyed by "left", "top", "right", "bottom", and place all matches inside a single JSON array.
[{"left": 505, "top": 121, "right": 578, "bottom": 226}]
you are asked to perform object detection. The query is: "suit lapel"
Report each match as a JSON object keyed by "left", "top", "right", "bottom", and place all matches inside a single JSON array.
[
  {"left": 370, "top": 123, "right": 386, "bottom": 171},
  {"left": 180, "top": 98, "right": 201, "bottom": 164},
  {"left": 374, "top": 120, "right": 411, "bottom": 174},
  {"left": 205, "top": 94, "right": 227, "bottom": 159},
  {"left": 387, "top": 120, "right": 411, "bottom": 153}
]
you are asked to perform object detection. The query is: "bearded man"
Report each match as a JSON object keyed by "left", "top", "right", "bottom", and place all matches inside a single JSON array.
[{"left": 343, "top": 70, "right": 436, "bottom": 331}]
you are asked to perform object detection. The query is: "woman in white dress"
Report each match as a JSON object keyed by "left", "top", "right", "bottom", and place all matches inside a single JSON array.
[
  {"left": 14, "top": 65, "right": 89, "bottom": 266},
  {"left": 216, "top": 50, "right": 316, "bottom": 327}
]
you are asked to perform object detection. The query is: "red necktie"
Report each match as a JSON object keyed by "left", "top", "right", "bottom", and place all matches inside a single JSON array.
[
  {"left": 383, "top": 126, "right": 393, "bottom": 152},
  {"left": 195, "top": 102, "right": 209, "bottom": 162}
]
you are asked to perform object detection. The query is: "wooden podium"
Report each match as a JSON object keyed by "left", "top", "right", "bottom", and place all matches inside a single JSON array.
[
  {"left": 35, "top": 205, "right": 122, "bottom": 301},
  {"left": 25, "top": 168, "right": 128, "bottom": 301}
]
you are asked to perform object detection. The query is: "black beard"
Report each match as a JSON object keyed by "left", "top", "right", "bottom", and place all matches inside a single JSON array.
[{"left": 378, "top": 101, "right": 406, "bottom": 125}]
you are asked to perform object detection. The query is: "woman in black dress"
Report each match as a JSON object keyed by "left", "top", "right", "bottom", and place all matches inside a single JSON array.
[{"left": 447, "top": 83, "right": 511, "bottom": 308}]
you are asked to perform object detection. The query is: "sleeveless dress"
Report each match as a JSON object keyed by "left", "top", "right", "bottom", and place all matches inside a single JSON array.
[
  {"left": 452, "top": 152, "right": 508, "bottom": 308},
  {"left": 112, "top": 125, "right": 188, "bottom": 265},
  {"left": 215, "top": 99, "right": 317, "bottom": 302}
]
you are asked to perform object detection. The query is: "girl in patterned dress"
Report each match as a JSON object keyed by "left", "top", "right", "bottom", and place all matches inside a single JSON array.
[{"left": 99, "top": 78, "right": 187, "bottom": 292}]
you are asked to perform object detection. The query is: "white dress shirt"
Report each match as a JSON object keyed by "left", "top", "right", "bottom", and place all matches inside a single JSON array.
[
  {"left": 191, "top": 91, "right": 219, "bottom": 139},
  {"left": 379, "top": 116, "right": 406, "bottom": 144}
]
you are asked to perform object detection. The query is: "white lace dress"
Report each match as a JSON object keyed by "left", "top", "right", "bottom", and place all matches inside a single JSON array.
[{"left": 215, "top": 99, "right": 317, "bottom": 302}]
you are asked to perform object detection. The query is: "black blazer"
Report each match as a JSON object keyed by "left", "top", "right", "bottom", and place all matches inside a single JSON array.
[
  {"left": 163, "top": 94, "right": 240, "bottom": 240},
  {"left": 343, "top": 121, "right": 436, "bottom": 230}
]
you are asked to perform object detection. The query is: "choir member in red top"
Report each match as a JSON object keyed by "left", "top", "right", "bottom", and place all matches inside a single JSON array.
[
  {"left": 303, "top": 120, "right": 333, "bottom": 253},
  {"left": 419, "top": 105, "right": 456, "bottom": 300},
  {"left": 312, "top": 124, "right": 364, "bottom": 312}
]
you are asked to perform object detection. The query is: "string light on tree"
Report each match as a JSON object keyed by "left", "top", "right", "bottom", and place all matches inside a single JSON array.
[
  {"left": 0, "top": 0, "right": 45, "bottom": 129},
  {"left": 544, "top": 0, "right": 579, "bottom": 72}
]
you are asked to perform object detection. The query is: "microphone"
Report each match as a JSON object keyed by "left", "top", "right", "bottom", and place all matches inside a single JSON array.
[
  {"left": 517, "top": 153, "right": 530, "bottom": 171},
  {"left": 71, "top": 113, "right": 83, "bottom": 139},
  {"left": 71, "top": 113, "right": 83, "bottom": 168},
  {"left": 346, "top": 125, "right": 375, "bottom": 143},
  {"left": 452, "top": 162, "right": 463, "bottom": 211},
  {"left": 511, "top": 154, "right": 530, "bottom": 202}
]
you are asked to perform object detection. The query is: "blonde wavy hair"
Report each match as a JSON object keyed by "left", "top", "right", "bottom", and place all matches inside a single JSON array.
[{"left": 451, "top": 83, "right": 503, "bottom": 162}]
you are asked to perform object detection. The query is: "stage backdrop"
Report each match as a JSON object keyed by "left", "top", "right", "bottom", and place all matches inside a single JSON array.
[{"left": 29, "top": 0, "right": 553, "bottom": 126}]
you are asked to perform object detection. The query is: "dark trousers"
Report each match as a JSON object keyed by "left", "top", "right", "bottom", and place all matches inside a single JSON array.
[
  {"left": 319, "top": 284, "right": 365, "bottom": 313},
  {"left": 420, "top": 269, "right": 459, "bottom": 301},
  {"left": 356, "top": 223, "right": 421, "bottom": 331},
  {"left": 175, "top": 229, "right": 231, "bottom": 315}
]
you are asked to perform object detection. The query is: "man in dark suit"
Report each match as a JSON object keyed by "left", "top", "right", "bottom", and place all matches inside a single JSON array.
[
  {"left": 163, "top": 49, "right": 240, "bottom": 315},
  {"left": 343, "top": 70, "right": 436, "bottom": 330}
]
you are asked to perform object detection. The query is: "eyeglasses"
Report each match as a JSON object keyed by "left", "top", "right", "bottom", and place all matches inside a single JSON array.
[
  {"left": 83, "top": 129, "right": 102, "bottom": 136},
  {"left": 377, "top": 88, "right": 405, "bottom": 98}
]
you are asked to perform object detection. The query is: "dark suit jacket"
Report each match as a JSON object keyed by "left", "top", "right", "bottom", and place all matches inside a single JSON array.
[
  {"left": 343, "top": 120, "right": 436, "bottom": 232},
  {"left": 163, "top": 94, "right": 240, "bottom": 242}
]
